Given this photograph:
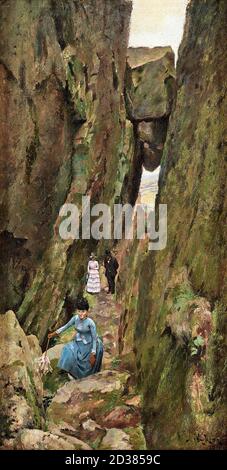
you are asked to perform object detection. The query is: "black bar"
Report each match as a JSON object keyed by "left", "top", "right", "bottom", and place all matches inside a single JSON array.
[{"left": 0, "top": 450, "right": 226, "bottom": 467}]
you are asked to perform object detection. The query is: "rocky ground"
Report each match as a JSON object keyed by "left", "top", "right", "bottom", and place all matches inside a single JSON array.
[
  {"left": 42, "top": 284, "right": 145, "bottom": 451},
  {"left": 1, "top": 279, "right": 146, "bottom": 450}
]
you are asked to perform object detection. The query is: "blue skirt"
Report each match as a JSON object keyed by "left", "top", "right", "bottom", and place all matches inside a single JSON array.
[{"left": 57, "top": 337, "right": 104, "bottom": 379}]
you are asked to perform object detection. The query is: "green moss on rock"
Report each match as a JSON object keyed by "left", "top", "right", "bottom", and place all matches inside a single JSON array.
[{"left": 124, "top": 426, "right": 146, "bottom": 450}]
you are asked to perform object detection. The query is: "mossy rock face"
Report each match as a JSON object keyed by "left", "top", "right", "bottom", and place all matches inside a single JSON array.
[
  {"left": 118, "top": 0, "right": 227, "bottom": 450},
  {"left": 13, "top": 0, "right": 134, "bottom": 342},
  {"left": 43, "top": 359, "right": 69, "bottom": 397},
  {"left": 65, "top": 55, "right": 87, "bottom": 121},
  {"left": 124, "top": 426, "right": 147, "bottom": 450},
  {"left": 117, "top": 236, "right": 148, "bottom": 356}
]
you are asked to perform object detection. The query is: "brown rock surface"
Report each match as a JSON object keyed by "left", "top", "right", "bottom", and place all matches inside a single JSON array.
[
  {"left": 0, "top": 311, "right": 44, "bottom": 442},
  {"left": 2, "top": 0, "right": 133, "bottom": 340},
  {"left": 119, "top": 0, "right": 227, "bottom": 449},
  {"left": 14, "top": 428, "right": 91, "bottom": 450}
]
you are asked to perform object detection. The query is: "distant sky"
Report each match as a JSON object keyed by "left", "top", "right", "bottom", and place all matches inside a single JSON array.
[{"left": 129, "top": 0, "right": 189, "bottom": 58}]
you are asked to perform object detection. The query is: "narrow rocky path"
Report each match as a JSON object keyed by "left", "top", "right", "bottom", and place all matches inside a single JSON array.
[
  {"left": 40, "top": 287, "right": 146, "bottom": 450},
  {"left": 89, "top": 290, "right": 122, "bottom": 369}
]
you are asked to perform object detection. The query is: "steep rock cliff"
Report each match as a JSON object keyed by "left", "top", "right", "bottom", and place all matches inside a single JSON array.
[
  {"left": 119, "top": 0, "right": 227, "bottom": 449},
  {"left": 0, "top": 0, "right": 133, "bottom": 340},
  {"left": 0, "top": 0, "right": 74, "bottom": 310}
]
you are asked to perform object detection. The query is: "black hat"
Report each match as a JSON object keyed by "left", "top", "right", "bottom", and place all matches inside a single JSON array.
[
  {"left": 76, "top": 297, "right": 89, "bottom": 311},
  {"left": 105, "top": 249, "right": 111, "bottom": 255}
]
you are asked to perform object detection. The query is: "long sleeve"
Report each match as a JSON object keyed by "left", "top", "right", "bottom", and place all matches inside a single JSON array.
[
  {"left": 56, "top": 315, "right": 76, "bottom": 335},
  {"left": 89, "top": 320, "right": 97, "bottom": 354}
]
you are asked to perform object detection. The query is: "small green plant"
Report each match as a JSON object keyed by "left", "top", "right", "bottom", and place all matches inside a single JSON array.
[
  {"left": 173, "top": 284, "right": 197, "bottom": 312},
  {"left": 190, "top": 335, "right": 205, "bottom": 356},
  {"left": 111, "top": 357, "right": 121, "bottom": 369}
]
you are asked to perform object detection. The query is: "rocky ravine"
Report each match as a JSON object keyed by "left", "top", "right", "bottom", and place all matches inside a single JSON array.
[
  {"left": 1, "top": 0, "right": 226, "bottom": 452},
  {"left": 0, "top": 0, "right": 176, "bottom": 451},
  {"left": 0, "top": 0, "right": 175, "bottom": 347}
]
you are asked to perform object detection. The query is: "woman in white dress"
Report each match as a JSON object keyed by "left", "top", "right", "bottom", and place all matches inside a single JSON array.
[{"left": 86, "top": 254, "right": 101, "bottom": 294}]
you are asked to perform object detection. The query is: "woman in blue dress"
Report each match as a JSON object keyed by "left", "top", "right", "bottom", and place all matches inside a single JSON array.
[{"left": 48, "top": 298, "right": 103, "bottom": 379}]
